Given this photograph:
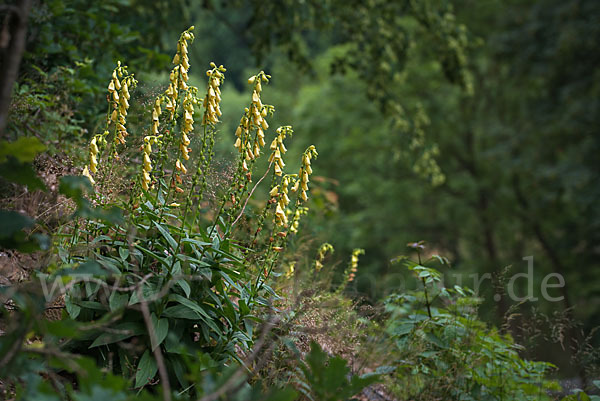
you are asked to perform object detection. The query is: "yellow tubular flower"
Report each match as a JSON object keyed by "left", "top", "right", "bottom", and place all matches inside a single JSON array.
[
  {"left": 253, "top": 143, "right": 260, "bottom": 158},
  {"left": 181, "top": 145, "right": 190, "bottom": 161},
  {"left": 90, "top": 137, "right": 98, "bottom": 154},
  {"left": 143, "top": 153, "right": 152, "bottom": 171},
  {"left": 82, "top": 165, "right": 95, "bottom": 185},
  {"left": 122, "top": 81, "right": 129, "bottom": 100},
  {"left": 275, "top": 203, "right": 287, "bottom": 226},
  {"left": 182, "top": 133, "right": 190, "bottom": 146},
  {"left": 90, "top": 154, "right": 98, "bottom": 174},
  {"left": 89, "top": 136, "right": 99, "bottom": 173}
]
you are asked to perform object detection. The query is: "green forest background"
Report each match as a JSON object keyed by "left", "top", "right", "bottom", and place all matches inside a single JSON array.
[{"left": 2, "top": 0, "right": 599, "bottom": 390}]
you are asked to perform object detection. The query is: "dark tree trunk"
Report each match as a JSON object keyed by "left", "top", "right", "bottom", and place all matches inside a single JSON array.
[{"left": 0, "top": 0, "right": 32, "bottom": 137}]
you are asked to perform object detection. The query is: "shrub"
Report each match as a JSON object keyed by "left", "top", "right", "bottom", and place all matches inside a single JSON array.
[{"left": 382, "top": 243, "right": 561, "bottom": 400}]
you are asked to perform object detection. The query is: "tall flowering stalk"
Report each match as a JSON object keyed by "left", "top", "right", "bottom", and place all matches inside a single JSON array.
[
  {"left": 314, "top": 243, "right": 334, "bottom": 272},
  {"left": 337, "top": 248, "right": 365, "bottom": 294},
  {"left": 253, "top": 142, "right": 319, "bottom": 290},
  {"left": 146, "top": 26, "right": 199, "bottom": 203},
  {"left": 283, "top": 144, "right": 318, "bottom": 234},
  {"left": 204, "top": 63, "right": 223, "bottom": 126},
  {"left": 82, "top": 62, "right": 136, "bottom": 189},
  {"left": 292, "top": 145, "right": 318, "bottom": 202},
  {"left": 213, "top": 71, "right": 274, "bottom": 232},
  {"left": 234, "top": 72, "right": 272, "bottom": 173},
  {"left": 183, "top": 63, "right": 226, "bottom": 230},
  {"left": 108, "top": 65, "right": 133, "bottom": 146}
]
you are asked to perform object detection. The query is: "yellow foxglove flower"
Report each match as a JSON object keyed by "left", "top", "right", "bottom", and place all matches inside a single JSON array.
[
  {"left": 275, "top": 203, "right": 286, "bottom": 222},
  {"left": 82, "top": 166, "right": 94, "bottom": 185},
  {"left": 185, "top": 110, "right": 193, "bottom": 123},
  {"left": 143, "top": 153, "right": 152, "bottom": 171},
  {"left": 181, "top": 145, "right": 190, "bottom": 160},
  {"left": 90, "top": 154, "right": 98, "bottom": 174},
  {"left": 122, "top": 81, "right": 129, "bottom": 99},
  {"left": 90, "top": 137, "right": 98, "bottom": 154},
  {"left": 182, "top": 133, "right": 190, "bottom": 146}
]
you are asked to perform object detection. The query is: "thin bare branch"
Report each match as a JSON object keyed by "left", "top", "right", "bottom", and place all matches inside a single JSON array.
[{"left": 231, "top": 160, "right": 273, "bottom": 229}]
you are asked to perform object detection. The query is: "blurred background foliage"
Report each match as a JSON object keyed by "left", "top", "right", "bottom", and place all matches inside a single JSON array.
[{"left": 3, "top": 0, "right": 599, "bottom": 379}]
